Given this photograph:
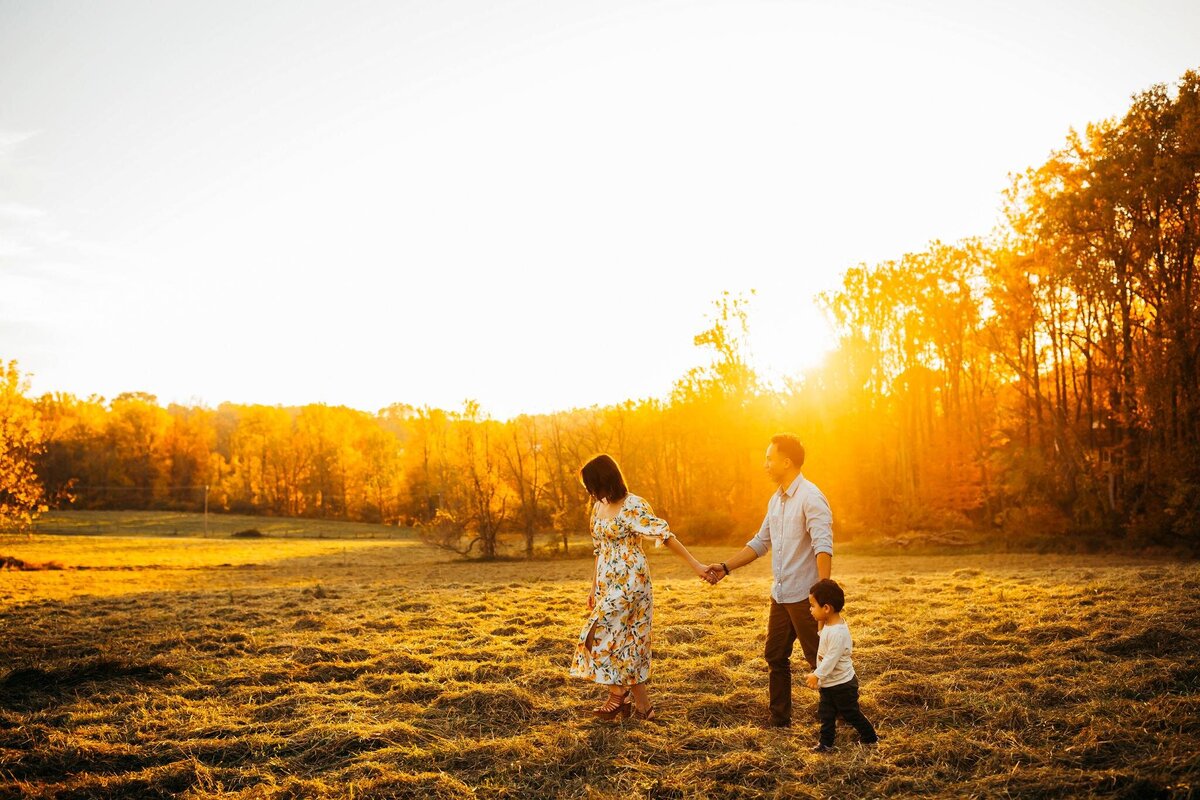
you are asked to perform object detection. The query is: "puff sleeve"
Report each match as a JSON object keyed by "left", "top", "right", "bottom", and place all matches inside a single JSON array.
[{"left": 625, "top": 495, "right": 675, "bottom": 547}]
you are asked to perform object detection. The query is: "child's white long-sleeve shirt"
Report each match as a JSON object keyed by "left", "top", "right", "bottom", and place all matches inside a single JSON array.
[{"left": 812, "top": 620, "right": 857, "bottom": 688}]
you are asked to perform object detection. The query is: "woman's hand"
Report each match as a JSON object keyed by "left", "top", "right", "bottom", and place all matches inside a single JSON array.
[
  {"left": 587, "top": 587, "right": 596, "bottom": 610},
  {"left": 690, "top": 560, "right": 713, "bottom": 582}
]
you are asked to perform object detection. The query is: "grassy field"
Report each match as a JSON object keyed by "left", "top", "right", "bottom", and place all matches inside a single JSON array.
[
  {"left": 28, "top": 510, "right": 417, "bottom": 540},
  {"left": 1, "top": 529, "right": 1198, "bottom": 799}
]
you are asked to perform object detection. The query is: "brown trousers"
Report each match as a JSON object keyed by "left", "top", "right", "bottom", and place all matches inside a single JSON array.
[{"left": 763, "top": 597, "right": 820, "bottom": 726}]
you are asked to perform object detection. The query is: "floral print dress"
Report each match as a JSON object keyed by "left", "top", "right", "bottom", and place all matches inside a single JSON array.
[{"left": 569, "top": 492, "right": 675, "bottom": 686}]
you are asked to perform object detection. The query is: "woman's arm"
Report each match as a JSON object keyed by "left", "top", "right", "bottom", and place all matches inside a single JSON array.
[
  {"left": 626, "top": 495, "right": 709, "bottom": 579},
  {"left": 588, "top": 552, "right": 599, "bottom": 608},
  {"left": 663, "top": 533, "right": 708, "bottom": 577},
  {"left": 588, "top": 502, "right": 599, "bottom": 608}
]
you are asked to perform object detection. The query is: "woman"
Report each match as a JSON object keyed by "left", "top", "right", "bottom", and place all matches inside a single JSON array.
[{"left": 569, "top": 453, "right": 710, "bottom": 720}]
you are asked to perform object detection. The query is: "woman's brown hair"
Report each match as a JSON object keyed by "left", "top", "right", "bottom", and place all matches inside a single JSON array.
[{"left": 579, "top": 453, "right": 629, "bottom": 503}]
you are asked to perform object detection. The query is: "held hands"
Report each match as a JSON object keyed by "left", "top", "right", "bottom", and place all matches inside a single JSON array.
[
  {"left": 691, "top": 560, "right": 718, "bottom": 584},
  {"left": 702, "top": 563, "right": 728, "bottom": 585},
  {"left": 805, "top": 673, "right": 819, "bottom": 690}
]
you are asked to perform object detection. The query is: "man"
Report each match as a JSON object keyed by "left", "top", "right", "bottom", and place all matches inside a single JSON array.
[{"left": 704, "top": 433, "right": 833, "bottom": 728}]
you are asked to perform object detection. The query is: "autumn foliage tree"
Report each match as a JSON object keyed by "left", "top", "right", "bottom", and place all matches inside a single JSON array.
[
  {"left": 814, "top": 68, "right": 1200, "bottom": 548},
  {"left": 4, "top": 68, "right": 1198, "bottom": 553},
  {"left": 0, "top": 361, "right": 48, "bottom": 538}
]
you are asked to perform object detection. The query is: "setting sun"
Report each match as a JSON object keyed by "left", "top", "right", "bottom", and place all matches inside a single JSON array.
[{"left": 5, "top": 1, "right": 1197, "bottom": 416}]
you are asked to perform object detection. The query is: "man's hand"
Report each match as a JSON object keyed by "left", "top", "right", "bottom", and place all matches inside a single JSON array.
[
  {"left": 703, "top": 564, "right": 727, "bottom": 584},
  {"left": 805, "top": 673, "right": 819, "bottom": 690}
]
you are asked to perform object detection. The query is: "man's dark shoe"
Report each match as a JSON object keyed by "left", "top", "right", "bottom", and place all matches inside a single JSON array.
[{"left": 810, "top": 743, "right": 835, "bottom": 753}]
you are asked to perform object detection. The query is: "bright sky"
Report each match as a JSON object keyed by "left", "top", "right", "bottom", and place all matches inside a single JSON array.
[{"left": 2, "top": 0, "right": 1197, "bottom": 419}]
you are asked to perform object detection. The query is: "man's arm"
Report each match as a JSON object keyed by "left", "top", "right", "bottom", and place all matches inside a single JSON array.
[
  {"left": 704, "top": 512, "right": 769, "bottom": 583},
  {"left": 722, "top": 545, "right": 760, "bottom": 571},
  {"left": 703, "top": 546, "right": 759, "bottom": 584},
  {"left": 806, "top": 490, "right": 833, "bottom": 579},
  {"left": 745, "top": 510, "right": 771, "bottom": 558}
]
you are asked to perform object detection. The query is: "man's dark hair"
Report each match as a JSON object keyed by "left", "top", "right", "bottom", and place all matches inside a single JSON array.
[
  {"left": 579, "top": 453, "right": 629, "bottom": 503},
  {"left": 809, "top": 578, "right": 845, "bottom": 612},
  {"left": 770, "top": 433, "right": 806, "bottom": 469}
]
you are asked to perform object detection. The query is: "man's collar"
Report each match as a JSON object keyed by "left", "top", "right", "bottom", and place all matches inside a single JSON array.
[{"left": 777, "top": 471, "right": 804, "bottom": 499}]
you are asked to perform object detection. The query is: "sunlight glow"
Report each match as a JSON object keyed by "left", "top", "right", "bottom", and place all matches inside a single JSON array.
[{"left": 1, "top": 0, "right": 1197, "bottom": 417}]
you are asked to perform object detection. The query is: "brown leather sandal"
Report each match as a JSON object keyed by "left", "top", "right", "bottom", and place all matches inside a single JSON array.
[
  {"left": 592, "top": 688, "right": 632, "bottom": 720},
  {"left": 632, "top": 703, "right": 659, "bottom": 721}
]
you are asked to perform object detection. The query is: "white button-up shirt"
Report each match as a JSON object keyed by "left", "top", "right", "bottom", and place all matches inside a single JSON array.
[{"left": 745, "top": 471, "right": 834, "bottom": 603}]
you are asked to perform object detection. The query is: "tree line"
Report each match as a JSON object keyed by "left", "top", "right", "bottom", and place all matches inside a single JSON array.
[
  {"left": 815, "top": 68, "right": 1200, "bottom": 548},
  {"left": 2, "top": 68, "right": 1197, "bottom": 553}
]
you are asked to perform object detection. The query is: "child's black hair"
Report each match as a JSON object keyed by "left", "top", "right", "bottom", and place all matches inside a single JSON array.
[{"left": 809, "top": 578, "right": 845, "bottom": 612}]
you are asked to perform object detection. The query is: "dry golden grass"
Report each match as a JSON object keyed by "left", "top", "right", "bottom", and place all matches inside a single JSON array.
[
  {"left": 1, "top": 532, "right": 1198, "bottom": 799},
  {"left": 29, "top": 510, "right": 415, "bottom": 540}
]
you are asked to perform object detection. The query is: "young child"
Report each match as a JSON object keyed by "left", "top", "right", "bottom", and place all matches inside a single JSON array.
[{"left": 805, "top": 578, "right": 878, "bottom": 752}]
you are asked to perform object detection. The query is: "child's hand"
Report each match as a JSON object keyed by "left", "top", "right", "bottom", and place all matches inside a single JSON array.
[{"left": 805, "top": 673, "right": 819, "bottom": 689}]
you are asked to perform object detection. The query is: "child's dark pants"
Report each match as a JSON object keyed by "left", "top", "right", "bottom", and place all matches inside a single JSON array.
[{"left": 817, "top": 675, "right": 878, "bottom": 746}]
